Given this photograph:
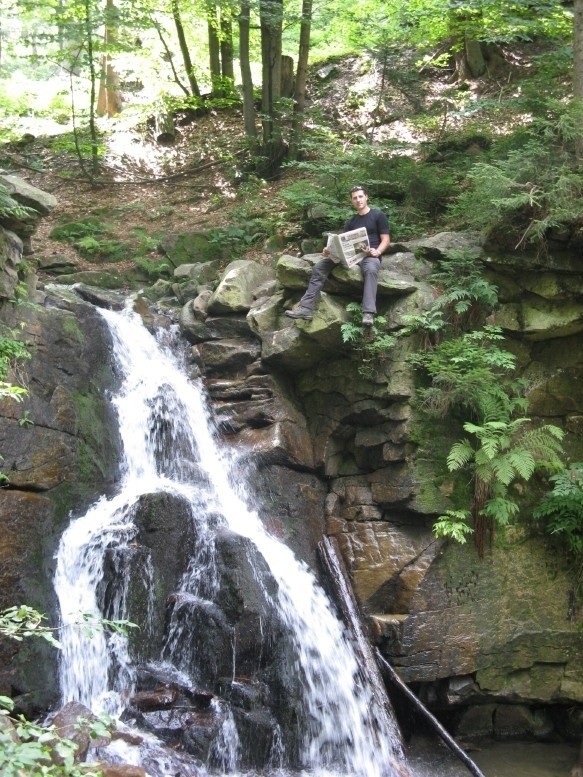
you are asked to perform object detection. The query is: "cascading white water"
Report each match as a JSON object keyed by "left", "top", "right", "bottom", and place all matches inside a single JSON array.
[{"left": 53, "top": 305, "right": 408, "bottom": 776}]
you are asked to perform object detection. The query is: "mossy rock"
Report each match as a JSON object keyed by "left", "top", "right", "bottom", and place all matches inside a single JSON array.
[{"left": 158, "top": 231, "right": 217, "bottom": 268}]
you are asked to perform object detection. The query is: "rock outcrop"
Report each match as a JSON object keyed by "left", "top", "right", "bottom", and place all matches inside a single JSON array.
[{"left": 1, "top": 175, "right": 582, "bottom": 745}]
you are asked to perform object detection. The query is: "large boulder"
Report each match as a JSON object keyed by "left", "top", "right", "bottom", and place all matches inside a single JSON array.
[
  {"left": 208, "top": 260, "right": 276, "bottom": 314},
  {"left": 158, "top": 231, "right": 217, "bottom": 268},
  {"left": 0, "top": 173, "right": 57, "bottom": 217},
  {"left": 248, "top": 292, "right": 349, "bottom": 371}
]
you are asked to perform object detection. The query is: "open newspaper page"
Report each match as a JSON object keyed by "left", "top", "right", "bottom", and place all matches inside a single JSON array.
[{"left": 326, "top": 227, "right": 370, "bottom": 268}]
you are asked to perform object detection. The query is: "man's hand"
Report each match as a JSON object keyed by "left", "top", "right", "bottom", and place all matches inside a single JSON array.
[{"left": 368, "top": 247, "right": 382, "bottom": 258}]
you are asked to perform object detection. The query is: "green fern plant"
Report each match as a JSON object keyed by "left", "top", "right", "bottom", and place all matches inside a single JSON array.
[
  {"left": 409, "top": 325, "right": 527, "bottom": 420},
  {"left": 431, "top": 248, "right": 499, "bottom": 329},
  {"left": 341, "top": 302, "right": 398, "bottom": 377},
  {"left": 534, "top": 463, "right": 583, "bottom": 556},
  {"left": 433, "top": 510, "right": 473, "bottom": 543},
  {"left": 445, "top": 418, "right": 564, "bottom": 555}
]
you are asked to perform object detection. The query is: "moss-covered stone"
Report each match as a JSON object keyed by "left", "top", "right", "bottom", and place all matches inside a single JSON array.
[{"left": 158, "top": 231, "right": 217, "bottom": 268}]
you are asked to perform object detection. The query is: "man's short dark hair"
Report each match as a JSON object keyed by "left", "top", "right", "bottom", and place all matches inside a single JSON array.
[{"left": 350, "top": 185, "right": 368, "bottom": 195}]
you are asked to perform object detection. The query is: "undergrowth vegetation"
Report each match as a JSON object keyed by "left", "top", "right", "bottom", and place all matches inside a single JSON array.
[{"left": 342, "top": 246, "right": 575, "bottom": 561}]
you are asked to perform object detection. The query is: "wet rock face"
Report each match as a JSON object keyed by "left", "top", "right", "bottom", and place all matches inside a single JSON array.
[
  {"left": 176, "top": 238, "right": 583, "bottom": 732},
  {"left": 0, "top": 292, "right": 122, "bottom": 711},
  {"left": 2, "top": 198, "right": 583, "bottom": 741},
  {"left": 115, "top": 525, "right": 310, "bottom": 769}
]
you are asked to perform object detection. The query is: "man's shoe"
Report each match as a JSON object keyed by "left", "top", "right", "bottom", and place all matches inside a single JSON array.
[
  {"left": 362, "top": 313, "right": 374, "bottom": 326},
  {"left": 285, "top": 307, "right": 313, "bottom": 320}
]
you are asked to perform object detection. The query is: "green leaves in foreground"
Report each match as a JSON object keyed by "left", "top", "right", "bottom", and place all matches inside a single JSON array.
[
  {"left": 0, "top": 605, "right": 139, "bottom": 649},
  {"left": 0, "top": 605, "right": 61, "bottom": 648}
]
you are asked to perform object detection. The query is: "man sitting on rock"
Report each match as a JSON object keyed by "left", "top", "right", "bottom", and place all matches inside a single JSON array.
[{"left": 285, "top": 185, "right": 391, "bottom": 326}]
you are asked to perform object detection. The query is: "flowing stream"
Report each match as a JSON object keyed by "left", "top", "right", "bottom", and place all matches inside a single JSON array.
[{"left": 53, "top": 305, "right": 408, "bottom": 777}]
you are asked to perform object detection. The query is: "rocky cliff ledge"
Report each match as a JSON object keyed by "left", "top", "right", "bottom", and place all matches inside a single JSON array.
[{"left": 1, "top": 176, "right": 582, "bottom": 741}]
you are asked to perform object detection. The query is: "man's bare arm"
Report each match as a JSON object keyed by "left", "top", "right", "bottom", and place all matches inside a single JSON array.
[{"left": 369, "top": 233, "right": 390, "bottom": 258}]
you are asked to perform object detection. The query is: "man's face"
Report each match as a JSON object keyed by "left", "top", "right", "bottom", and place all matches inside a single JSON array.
[{"left": 351, "top": 188, "right": 368, "bottom": 211}]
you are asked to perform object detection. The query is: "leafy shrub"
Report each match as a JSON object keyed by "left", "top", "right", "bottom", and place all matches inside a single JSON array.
[
  {"left": 208, "top": 222, "right": 266, "bottom": 257},
  {"left": 408, "top": 325, "right": 526, "bottom": 420},
  {"left": 50, "top": 218, "right": 106, "bottom": 243},
  {"left": 0, "top": 328, "right": 31, "bottom": 381},
  {"left": 437, "top": 418, "right": 564, "bottom": 554},
  {"left": 133, "top": 256, "right": 172, "bottom": 280},
  {"left": 534, "top": 463, "right": 583, "bottom": 556},
  {"left": 341, "top": 302, "right": 398, "bottom": 377},
  {"left": 448, "top": 101, "right": 583, "bottom": 247}
]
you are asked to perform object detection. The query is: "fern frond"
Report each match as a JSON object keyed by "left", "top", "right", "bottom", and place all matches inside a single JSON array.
[
  {"left": 447, "top": 439, "right": 474, "bottom": 471},
  {"left": 491, "top": 456, "right": 518, "bottom": 486},
  {"left": 506, "top": 449, "right": 536, "bottom": 481}
]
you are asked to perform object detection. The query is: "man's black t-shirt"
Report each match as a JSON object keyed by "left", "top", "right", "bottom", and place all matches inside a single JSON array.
[{"left": 344, "top": 208, "right": 390, "bottom": 250}]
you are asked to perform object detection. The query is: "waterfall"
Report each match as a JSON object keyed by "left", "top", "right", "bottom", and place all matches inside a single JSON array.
[{"left": 53, "top": 305, "right": 408, "bottom": 776}]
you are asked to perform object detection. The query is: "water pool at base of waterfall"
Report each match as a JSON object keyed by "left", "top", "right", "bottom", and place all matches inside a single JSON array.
[{"left": 408, "top": 736, "right": 578, "bottom": 776}]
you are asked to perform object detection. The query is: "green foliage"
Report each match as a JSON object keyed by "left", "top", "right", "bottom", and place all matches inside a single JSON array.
[
  {"left": 0, "top": 697, "right": 107, "bottom": 777},
  {"left": 445, "top": 417, "right": 564, "bottom": 540},
  {"left": 0, "top": 605, "right": 60, "bottom": 648},
  {"left": 0, "top": 604, "right": 137, "bottom": 650},
  {"left": 75, "top": 611, "right": 138, "bottom": 638},
  {"left": 0, "top": 328, "right": 30, "bottom": 483},
  {"left": 50, "top": 218, "right": 105, "bottom": 243},
  {"left": 0, "top": 382, "right": 27, "bottom": 402},
  {"left": 341, "top": 302, "right": 398, "bottom": 377},
  {"left": 208, "top": 222, "right": 266, "bottom": 257},
  {"left": 49, "top": 129, "right": 106, "bottom": 166},
  {"left": 430, "top": 249, "right": 499, "bottom": 321},
  {"left": 0, "top": 601, "right": 132, "bottom": 775},
  {"left": 0, "top": 328, "right": 31, "bottom": 382},
  {"left": 434, "top": 510, "right": 473, "bottom": 543},
  {"left": 534, "top": 463, "right": 583, "bottom": 556},
  {"left": 0, "top": 720, "right": 98, "bottom": 776},
  {"left": 449, "top": 101, "right": 583, "bottom": 247},
  {"left": 133, "top": 256, "right": 172, "bottom": 280},
  {"left": 0, "top": 181, "right": 37, "bottom": 221},
  {"left": 50, "top": 218, "right": 127, "bottom": 262},
  {"left": 409, "top": 325, "right": 526, "bottom": 420}
]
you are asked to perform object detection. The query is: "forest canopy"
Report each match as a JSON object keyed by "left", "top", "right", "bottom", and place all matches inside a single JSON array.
[{"left": 1, "top": 0, "right": 583, "bottom": 244}]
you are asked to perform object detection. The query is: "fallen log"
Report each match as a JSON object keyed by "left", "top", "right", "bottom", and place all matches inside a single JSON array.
[
  {"left": 317, "top": 535, "right": 486, "bottom": 777},
  {"left": 317, "top": 536, "right": 411, "bottom": 777},
  {"left": 375, "top": 649, "right": 486, "bottom": 777}
]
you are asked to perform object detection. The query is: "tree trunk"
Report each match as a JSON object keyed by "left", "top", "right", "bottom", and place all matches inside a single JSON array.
[
  {"left": 259, "top": 0, "right": 285, "bottom": 174},
  {"left": 574, "top": 0, "right": 583, "bottom": 101},
  {"left": 289, "top": 0, "right": 311, "bottom": 159},
  {"left": 96, "top": 0, "right": 123, "bottom": 117},
  {"left": 574, "top": 0, "right": 583, "bottom": 162},
  {"left": 239, "top": 0, "right": 257, "bottom": 141},
  {"left": 281, "top": 55, "right": 294, "bottom": 98},
  {"left": 464, "top": 36, "right": 486, "bottom": 78},
  {"left": 375, "top": 651, "right": 487, "bottom": 777},
  {"left": 171, "top": 0, "right": 201, "bottom": 98},
  {"left": 208, "top": 9, "right": 221, "bottom": 96},
  {"left": 220, "top": 15, "right": 234, "bottom": 84},
  {"left": 153, "top": 112, "right": 176, "bottom": 145},
  {"left": 83, "top": 0, "right": 99, "bottom": 178}
]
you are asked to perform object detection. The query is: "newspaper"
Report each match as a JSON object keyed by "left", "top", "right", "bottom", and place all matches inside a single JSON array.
[{"left": 326, "top": 227, "right": 370, "bottom": 268}]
